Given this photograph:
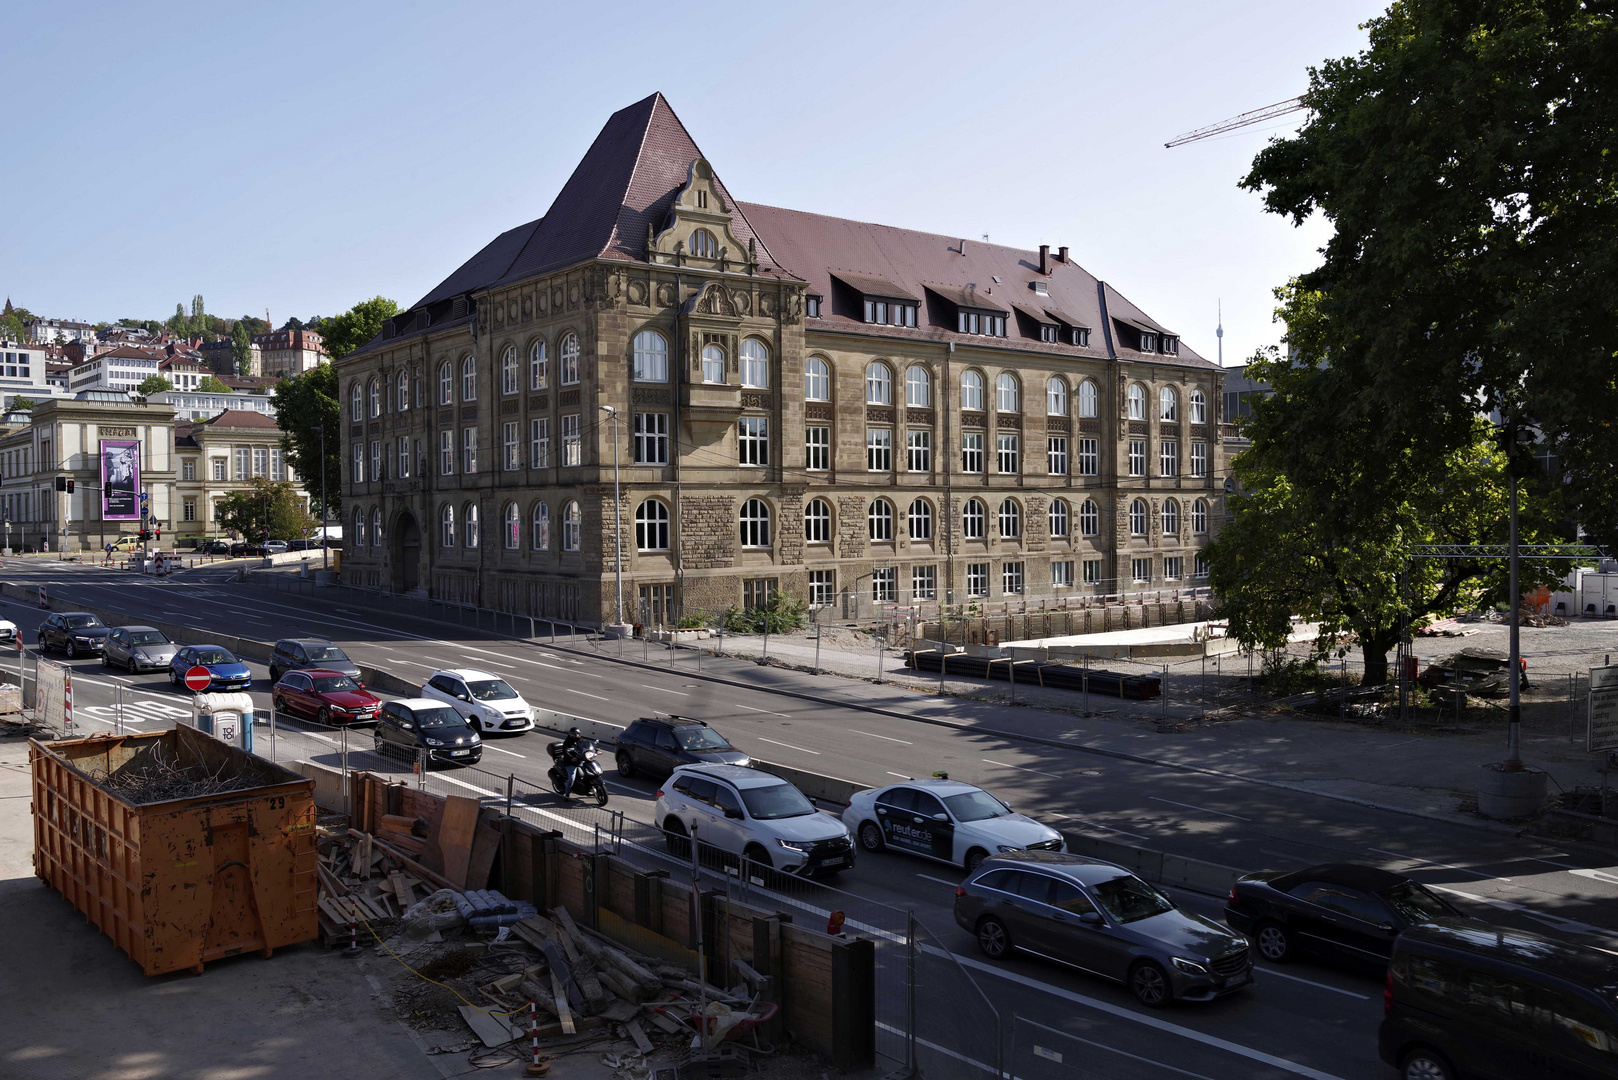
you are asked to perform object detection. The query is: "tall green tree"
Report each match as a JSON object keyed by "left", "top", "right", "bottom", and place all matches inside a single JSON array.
[
  {"left": 272, "top": 362, "right": 340, "bottom": 516},
  {"left": 166, "top": 303, "right": 187, "bottom": 337},
  {"left": 1242, "top": 0, "right": 1618, "bottom": 547},
  {"left": 319, "top": 296, "right": 397, "bottom": 360},
  {"left": 189, "top": 294, "right": 206, "bottom": 338},
  {"left": 230, "top": 320, "right": 254, "bottom": 375},
  {"left": 215, "top": 477, "right": 317, "bottom": 540},
  {"left": 197, "top": 374, "right": 232, "bottom": 393},
  {"left": 0, "top": 305, "right": 32, "bottom": 343},
  {"left": 136, "top": 375, "right": 173, "bottom": 396}
]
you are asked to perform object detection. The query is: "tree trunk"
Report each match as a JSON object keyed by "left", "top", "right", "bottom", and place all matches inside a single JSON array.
[{"left": 1361, "top": 640, "right": 1390, "bottom": 686}]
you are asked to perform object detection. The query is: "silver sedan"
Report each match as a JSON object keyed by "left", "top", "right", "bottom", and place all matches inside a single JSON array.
[{"left": 102, "top": 626, "right": 178, "bottom": 674}]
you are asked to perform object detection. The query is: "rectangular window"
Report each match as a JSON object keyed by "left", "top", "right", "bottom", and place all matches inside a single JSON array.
[
  {"left": 1047, "top": 436, "right": 1068, "bottom": 475},
  {"left": 1039, "top": 325, "right": 1058, "bottom": 343},
  {"left": 1051, "top": 560, "right": 1074, "bottom": 588},
  {"left": 1083, "top": 558, "right": 1102, "bottom": 586},
  {"left": 997, "top": 433, "right": 1019, "bottom": 474},
  {"left": 907, "top": 430, "right": 931, "bottom": 472},
  {"left": 1195, "top": 554, "right": 1209, "bottom": 579},
  {"left": 503, "top": 422, "right": 519, "bottom": 470},
  {"left": 805, "top": 295, "right": 822, "bottom": 319},
  {"left": 251, "top": 448, "right": 269, "bottom": 478},
  {"left": 1191, "top": 441, "right": 1208, "bottom": 478},
  {"left": 212, "top": 458, "right": 226, "bottom": 481},
  {"left": 866, "top": 428, "right": 892, "bottom": 472},
  {"left": 966, "top": 562, "right": 989, "bottom": 598},
  {"left": 1002, "top": 562, "right": 1024, "bottom": 595},
  {"left": 439, "top": 429, "right": 454, "bottom": 475},
  {"left": 461, "top": 428, "right": 477, "bottom": 473},
  {"left": 1160, "top": 439, "right": 1179, "bottom": 477},
  {"left": 183, "top": 498, "right": 196, "bottom": 522},
  {"left": 531, "top": 418, "right": 550, "bottom": 468},
  {"left": 912, "top": 565, "right": 936, "bottom": 601},
  {"left": 1128, "top": 439, "right": 1146, "bottom": 477},
  {"left": 1164, "top": 556, "right": 1183, "bottom": 580},
  {"left": 181, "top": 459, "right": 195, "bottom": 481},
  {"left": 350, "top": 444, "right": 363, "bottom": 483},
  {"left": 634, "top": 412, "right": 669, "bottom": 465},
  {"left": 271, "top": 448, "right": 286, "bottom": 481},
  {"left": 742, "top": 578, "right": 778, "bottom": 611},
  {"left": 962, "top": 432, "right": 984, "bottom": 473},
  {"left": 236, "top": 448, "right": 250, "bottom": 480},
  {"left": 739, "top": 417, "right": 769, "bottom": 466},
  {"left": 808, "top": 570, "right": 834, "bottom": 607},
  {"left": 562, "top": 414, "right": 581, "bottom": 466},
  {"left": 872, "top": 566, "right": 897, "bottom": 603},
  {"left": 398, "top": 436, "right": 410, "bottom": 478},
  {"left": 805, "top": 426, "right": 829, "bottom": 471},
  {"left": 1078, "top": 437, "right": 1099, "bottom": 476},
  {"left": 1131, "top": 557, "right": 1151, "bottom": 584}
]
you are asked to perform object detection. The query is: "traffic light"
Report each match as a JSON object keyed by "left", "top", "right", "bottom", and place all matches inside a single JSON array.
[
  {"left": 65, "top": 479, "right": 74, "bottom": 494},
  {"left": 154, "top": 526, "right": 161, "bottom": 541},
  {"left": 54, "top": 476, "right": 64, "bottom": 492}
]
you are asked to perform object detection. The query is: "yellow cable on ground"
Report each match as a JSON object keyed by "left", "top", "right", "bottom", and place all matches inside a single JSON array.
[{"left": 347, "top": 907, "right": 532, "bottom": 1018}]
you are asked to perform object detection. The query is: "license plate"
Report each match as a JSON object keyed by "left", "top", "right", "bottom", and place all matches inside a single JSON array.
[
  {"left": 1222, "top": 976, "right": 1242, "bottom": 988},
  {"left": 820, "top": 856, "right": 845, "bottom": 866},
  {"left": 452, "top": 750, "right": 471, "bottom": 757}
]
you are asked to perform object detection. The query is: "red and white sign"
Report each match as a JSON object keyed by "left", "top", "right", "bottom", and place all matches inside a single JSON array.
[{"left": 183, "top": 666, "right": 212, "bottom": 693}]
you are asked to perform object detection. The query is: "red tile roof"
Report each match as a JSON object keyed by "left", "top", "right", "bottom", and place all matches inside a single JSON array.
[{"left": 202, "top": 409, "right": 278, "bottom": 429}]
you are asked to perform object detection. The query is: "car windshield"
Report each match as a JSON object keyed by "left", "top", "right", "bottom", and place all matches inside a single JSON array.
[
  {"left": 305, "top": 646, "right": 347, "bottom": 662},
  {"left": 739, "top": 782, "right": 816, "bottom": 820},
  {"left": 675, "top": 726, "right": 728, "bottom": 751},
  {"left": 1091, "top": 874, "right": 1176, "bottom": 924},
  {"left": 129, "top": 632, "right": 168, "bottom": 646},
  {"left": 314, "top": 676, "right": 359, "bottom": 693},
  {"left": 944, "top": 790, "right": 1011, "bottom": 822},
  {"left": 413, "top": 707, "right": 463, "bottom": 729},
  {"left": 193, "top": 650, "right": 236, "bottom": 666},
  {"left": 466, "top": 679, "right": 517, "bottom": 701},
  {"left": 1381, "top": 882, "right": 1451, "bottom": 923},
  {"left": 66, "top": 616, "right": 103, "bottom": 629}
]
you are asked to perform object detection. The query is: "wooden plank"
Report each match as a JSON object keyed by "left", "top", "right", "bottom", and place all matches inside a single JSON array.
[
  {"left": 365, "top": 832, "right": 456, "bottom": 890},
  {"left": 379, "top": 813, "right": 422, "bottom": 835},
  {"left": 385, "top": 833, "right": 428, "bottom": 855},
  {"left": 625, "top": 1019, "right": 654, "bottom": 1055},
  {"left": 549, "top": 969, "right": 575, "bottom": 1035},
  {"left": 388, "top": 871, "right": 412, "bottom": 909},
  {"left": 437, "top": 795, "right": 480, "bottom": 889},
  {"left": 464, "top": 813, "right": 501, "bottom": 892}
]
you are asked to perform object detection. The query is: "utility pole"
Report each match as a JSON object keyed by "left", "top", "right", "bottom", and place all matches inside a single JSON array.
[
  {"left": 312, "top": 424, "right": 327, "bottom": 570},
  {"left": 599, "top": 405, "right": 623, "bottom": 628}
]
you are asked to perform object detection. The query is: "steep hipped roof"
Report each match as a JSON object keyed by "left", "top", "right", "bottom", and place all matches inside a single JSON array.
[{"left": 201, "top": 409, "right": 278, "bottom": 429}]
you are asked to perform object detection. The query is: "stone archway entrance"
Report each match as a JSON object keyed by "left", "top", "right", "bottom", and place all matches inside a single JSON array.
[{"left": 392, "top": 512, "right": 421, "bottom": 593}]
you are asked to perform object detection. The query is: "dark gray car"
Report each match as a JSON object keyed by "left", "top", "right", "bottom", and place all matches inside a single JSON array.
[
  {"left": 269, "top": 638, "right": 361, "bottom": 682},
  {"left": 954, "top": 851, "right": 1252, "bottom": 1007},
  {"left": 102, "top": 626, "right": 178, "bottom": 673}
]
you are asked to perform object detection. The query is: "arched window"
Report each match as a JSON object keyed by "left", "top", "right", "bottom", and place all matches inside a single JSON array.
[
  {"left": 999, "top": 499, "right": 1021, "bottom": 538},
  {"left": 1079, "top": 499, "right": 1100, "bottom": 537},
  {"left": 1130, "top": 498, "right": 1148, "bottom": 536},
  {"left": 868, "top": 499, "right": 893, "bottom": 542},
  {"left": 440, "top": 503, "right": 455, "bottom": 547},
  {"left": 530, "top": 340, "right": 549, "bottom": 390},
  {"left": 1162, "top": 499, "right": 1180, "bottom": 536},
  {"left": 367, "top": 377, "right": 380, "bottom": 418},
  {"left": 635, "top": 500, "right": 670, "bottom": 551},
  {"left": 1078, "top": 379, "right": 1099, "bottom": 418},
  {"left": 905, "top": 366, "right": 930, "bottom": 407},
  {"left": 961, "top": 370, "right": 984, "bottom": 411},
  {"left": 354, "top": 507, "right": 366, "bottom": 548},
  {"left": 690, "top": 228, "right": 718, "bottom": 258},
  {"left": 561, "top": 501, "right": 580, "bottom": 551},
  {"left": 460, "top": 357, "right": 476, "bottom": 402},
  {"left": 559, "top": 332, "right": 580, "bottom": 386},
  {"left": 1192, "top": 498, "right": 1209, "bottom": 534},
  {"left": 739, "top": 498, "right": 771, "bottom": 548},
  {"left": 962, "top": 498, "right": 986, "bottom": 539},
  {"left": 1046, "top": 377, "right": 1067, "bottom": 416},
  {"left": 1190, "top": 388, "right": 1207, "bottom": 424},
  {"left": 1160, "top": 386, "right": 1177, "bottom": 422},
  {"left": 438, "top": 361, "right": 453, "bottom": 405},
  {"left": 1127, "top": 383, "right": 1146, "bottom": 420},
  {"left": 532, "top": 502, "right": 550, "bottom": 550},
  {"left": 371, "top": 507, "right": 383, "bottom": 547},
  {"left": 634, "top": 330, "right": 668, "bottom": 383},
  {"left": 804, "top": 498, "right": 831, "bottom": 543},
  {"left": 804, "top": 357, "right": 831, "bottom": 401},
  {"left": 1049, "top": 498, "right": 1070, "bottom": 538},
  {"left": 740, "top": 338, "right": 769, "bottom": 388},
  {"left": 996, "top": 373, "right": 1020, "bottom": 413},
  {"left": 701, "top": 344, "right": 725, "bottom": 384},
  {"left": 496, "top": 346, "right": 515, "bottom": 395},
  {"left": 396, "top": 369, "right": 410, "bottom": 412},
  {"left": 865, "top": 362, "right": 892, "bottom": 405},
  {"left": 350, "top": 382, "right": 362, "bottom": 421},
  {"left": 503, "top": 502, "right": 520, "bottom": 549},
  {"left": 464, "top": 502, "right": 479, "bottom": 548},
  {"left": 907, "top": 499, "right": 932, "bottom": 541}
]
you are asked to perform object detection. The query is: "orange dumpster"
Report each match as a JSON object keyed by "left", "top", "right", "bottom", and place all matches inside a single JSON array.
[{"left": 29, "top": 725, "right": 318, "bottom": 975}]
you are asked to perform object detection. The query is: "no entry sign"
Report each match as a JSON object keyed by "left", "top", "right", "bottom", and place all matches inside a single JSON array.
[{"left": 184, "top": 666, "right": 212, "bottom": 693}]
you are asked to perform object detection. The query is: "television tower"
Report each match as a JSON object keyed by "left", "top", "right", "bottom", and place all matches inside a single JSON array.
[{"left": 1216, "top": 300, "right": 1224, "bottom": 366}]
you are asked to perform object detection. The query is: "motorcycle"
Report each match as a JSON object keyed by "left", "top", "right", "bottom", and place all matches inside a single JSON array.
[{"left": 547, "top": 738, "right": 610, "bottom": 806}]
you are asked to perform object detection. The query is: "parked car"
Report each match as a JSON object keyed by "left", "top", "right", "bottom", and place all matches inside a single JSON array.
[
  {"left": 654, "top": 764, "right": 854, "bottom": 877},
  {"left": 956, "top": 851, "right": 1253, "bottom": 1008},
  {"left": 269, "top": 638, "right": 361, "bottom": 682},
  {"left": 169, "top": 645, "right": 253, "bottom": 692},
  {"left": 273, "top": 668, "right": 381, "bottom": 726},
  {"left": 261, "top": 540, "right": 289, "bottom": 555},
  {"left": 102, "top": 626, "right": 178, "bottom": 673},
  {"left": 228, "top": 541, "right": 262, "bottom": 557},
  {"left": 201, "top": 539, "right": 232, "bottom": 555},
  {"left": 1224, "top": 862, "right": 1459, "bottom": 971},
  {"left": 419, "top": 669, "right": 534, "bottom": 734},
  {"left": 1381, "top": 917, "right": 1618, "bottom": 1080},
  {"left": 372, "top": 698, "right": 481, "bottom": 767},
  {"left": 109, "top": 536, "right": 143, "bottom": 553},
  {"left": 0, "top": 618, "right": 17, "bottom": 644},
  {"left": 37, "top": 612, "right": 110, "bottom": 658},
  {"left": 843, "top": 777, "right": 1064, "bottom": 872},
  {"left": 286, "top": 539, "right": 325, "bottom": 552},
  {"left": 614, "top": 715, "right": 749, "bottom": 779}
]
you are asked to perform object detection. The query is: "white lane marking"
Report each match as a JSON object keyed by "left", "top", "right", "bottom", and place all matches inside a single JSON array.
[
  {"left": 733, "top": 703, "right": 790, "bottom": 717},
  {"left": 379, "top": 658, "right": 435, "bottom": 668},
  {"left": 1368, "top": 847, "right": 1504, "bottom": 882},
  {"left": 564, "top": 688, "right": 609, "bottom": 702},
  {"left": 983, "top": 757, "right": 1063, "bottom": 780},
  {"left": 1526, "top": 856, "right": 1583, "bottom": 870},
  {"left": 1149, "top": 796, "right": 1251, "bottom": 822},
  {"left": 1068, "top": 819, "right": 1149, "bottom": 841},
  {"left": 757, "top": 737, "right": 819, "bottom": 756},
  {"left": 1254, "top": 966, "right": 1371, "bottom": 1000},
  {"left": 1570, "top": 868, "right": 1618, "bottom": 888},
  {"left": 1259, "top": 849, "right": 1310, "bottom": 863},
  {"left": 420, "top": 657, "right": 459, "bottom": 668},
  {"left": 851, "top": 729, "right": 911, "bottom": 745},
  {"left": 886, "top": 771, "right": 912, "bottom": 779},
  {"left": 300, "top": 731, "right": 336, "bottom": 744},
  {"left": 432, "top": 774, "right": 501, "bottom": 798},
  {"left": 481, "top": 744, "right": 525, "bottom": 759},
  {"left": 642, "top": 685, "right": 689, "bottom": 695},
  {"left": 1425, "top": 883, "right": 1617, "bottom": 939},
  {"left": 478, "top": 660, "right": 517, "bottom": 669},
  {"left": 916, "top": 873, "right": 958, "bottom": 888}
]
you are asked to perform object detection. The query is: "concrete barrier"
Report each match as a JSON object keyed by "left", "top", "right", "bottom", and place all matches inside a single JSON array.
[
  {"left": 750, "top": 760, "right": 867, "bottom": 805},
  {"left": 1062, "top": 831, "right": 1242, "bottom": 896},
  {"left": 356, "top": 665, "right": 421, "bottom": 698},
  {"left": 292, "top": 759, "right": 348, "bottom": 813}
]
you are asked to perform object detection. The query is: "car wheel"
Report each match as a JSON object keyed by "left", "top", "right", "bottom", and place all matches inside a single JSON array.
[
  {"left": 372, "top": 732, "right": 387, "bottom": 757},
  {"left": 975, "top": 916, "right": 1011, "bottom": 960},
  {"left": 66, "top": 640, "right": 77, "bottom": 659},
  {"left": 317, "top": 707, "right": 331, "bottom": 726},
  {"left": 268, "top": 666, "right": 279, "bottom": 682},
  {"left": 615, "top": 751, "right": 636, "bottom": 779},
  {"left": 858, "top": 821, "right": 886, "bottom": 852},
  {"left": 1129, "top": 961, "right": 1172, "bottom": 1008},
  {"left": 170, "top": 669, "right": 180, "bottom": 687},
  {"left": 964, "top": 848, "right": 989, "bottom": 874},
  {"left": 664, "top": 818, "right": 690, "bottom": 859},
  {"left": 1255, "top": 921, "right": 1293, "bottom": 963},
  {"left": 743, "top": 843, "right": 772, "bottom": 872},
  {"left": 1399, "top": 1048, "right": 1453, "bottom": 1080},
  {"left": 100, "top": 654, "right": 108, "bottom": 668}
]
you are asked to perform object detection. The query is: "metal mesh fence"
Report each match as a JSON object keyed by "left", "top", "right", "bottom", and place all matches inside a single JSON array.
[{"left": 1007, "top": 1015, "right": 1117, "bottom": 1080}]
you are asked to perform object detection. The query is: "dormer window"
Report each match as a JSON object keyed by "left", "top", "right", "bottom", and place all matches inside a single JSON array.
[
  {"left": 1031, "top": 281, "right": 1049, "bottom": 296},
  {"left": 691, "top": 229, "right": 718, "bottom": 259},
  {"left": 1162, "top": 335, "right": 1179, "bottom": 355},
  {"left": 1140, "top": 332, "right": 1157, "bottom": 353},
  {"left": 1039, "top": 325, "right": 1058, "bottom": 343},
  {"left": 806, "top": 295, "right": 822, "bottom": 319},
  {"left": 957, "top": 311, "right": 1006, "bottom": 337},
  {"left": 1072, "top": 328, "right": 1089, "bottom": 347},
  {"left": 864, "top": 299, "right": 918, "bottom": 327}
]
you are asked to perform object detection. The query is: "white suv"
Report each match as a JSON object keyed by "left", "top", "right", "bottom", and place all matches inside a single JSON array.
[
  {"left": 654, "top": 764, "right": 855, "bottom": 877},
  {"left": 419, "top": 668, "right": 535, "bottom": 735}
]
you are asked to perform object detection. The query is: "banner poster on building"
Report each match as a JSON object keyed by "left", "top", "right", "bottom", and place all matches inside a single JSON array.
[{"left": 100, "top": 439, "right": 140, "bottom": 521}]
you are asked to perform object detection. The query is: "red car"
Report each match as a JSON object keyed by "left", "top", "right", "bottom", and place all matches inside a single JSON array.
[{"left": 272, "top": 668, "right": 380, "bottom": 726}]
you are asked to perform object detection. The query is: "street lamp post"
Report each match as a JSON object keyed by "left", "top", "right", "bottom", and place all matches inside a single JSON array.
[
  {"left": 599, "top": 405, "right": 623, "bottom": 629},
  {"left": 311, "top": 424, "right": 327, "bottom": 570}
]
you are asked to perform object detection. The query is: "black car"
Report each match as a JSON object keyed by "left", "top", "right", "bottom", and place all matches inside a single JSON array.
[
  {"left": 37, "top": 612, "right": 111, "bottom": 658},
  {"left": 269, "top": 637, "right": 361, "bottom": 681},
  {"left": 372, "top": 698, "right": 482, "bottom": 767},
  {"left": 201, "top": 539, "right": 232, "bottom": 554},
  {"left": 614, "top": 715, "right": 750, "bottom": 779},
  {"left": 1381, "top": 917, "right": 1618, "bottom": 1080},
  {"left": 1225, "top": 863, "right": 1459, "bottom": 971},
  {"left": 228, "top": 541, "right": 263, "bottom": 557}
]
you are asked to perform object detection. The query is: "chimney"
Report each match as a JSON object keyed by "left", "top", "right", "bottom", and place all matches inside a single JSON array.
[
  {"left": 1039, "top": 245, "right": 1050, "bottom": 274},
  {"left": 960, "top": 239, "right": 968, "bottom": 256},
  {"left": 1058, "top": 246, "right": 1069, "bottom": 264}
]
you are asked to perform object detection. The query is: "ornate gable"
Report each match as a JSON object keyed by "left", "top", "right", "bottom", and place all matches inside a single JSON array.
[{"left": 647, "top": 158, "right": 756, "bottom": 273}]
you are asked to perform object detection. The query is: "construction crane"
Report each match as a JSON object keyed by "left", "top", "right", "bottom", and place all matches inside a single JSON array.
[{"left": 1164, "top": 97, "right": 1306, "bottom": 148}]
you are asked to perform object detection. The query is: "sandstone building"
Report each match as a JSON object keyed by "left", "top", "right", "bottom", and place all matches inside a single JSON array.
[{"left": 337, "top": 94, "right": 1228, "bottom": 627}]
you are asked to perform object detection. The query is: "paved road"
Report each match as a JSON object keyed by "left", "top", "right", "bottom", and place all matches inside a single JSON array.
[{"left": 8, "top": 559, "right": 1618, "bottom": 1079}]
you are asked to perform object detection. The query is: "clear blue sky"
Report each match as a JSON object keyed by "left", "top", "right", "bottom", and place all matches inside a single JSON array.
[{"left": 3, "top": 0, "right": 1385, "bottom": 365}]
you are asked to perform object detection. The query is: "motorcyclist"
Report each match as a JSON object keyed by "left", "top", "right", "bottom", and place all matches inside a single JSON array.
[{"left": 560, "top": 726, "right": 585, "bottom": 797}]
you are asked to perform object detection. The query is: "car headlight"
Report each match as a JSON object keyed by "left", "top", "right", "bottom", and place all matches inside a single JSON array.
[
  {"left": 470, "top": 734, "right": 481, "bottom": 743},
  {"left": 1170, "top": 957, "right": 1208, "bottom": 976},
  {"left": 329, "top": 705, "right": 349, "bottom": 713},
  {"left": 424, "top": 738, "right": 444, "bottom": 747},
  {"left": 776, "top": 839, "right": 811, "bottom": 854},
  {"left": 997, "top": 845, "right": 1021, "bottom": 853}
]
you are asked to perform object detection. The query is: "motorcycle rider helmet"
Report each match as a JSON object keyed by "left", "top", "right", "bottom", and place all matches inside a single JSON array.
[{"left": 569, "top": 726, "right": 581, "bottom": 737}]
